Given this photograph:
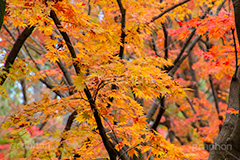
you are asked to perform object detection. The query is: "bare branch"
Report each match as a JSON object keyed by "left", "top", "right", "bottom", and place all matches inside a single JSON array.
[
  {"left": 3, "top": 24, "right": 16, "bottom": 41},
  {"left": 216, "top": 0, "right": 227, "bottom": 15},
  {"left": 51, "top": 8, "right": 125, "bottom": 160},
  {"left": 30, "top": 35, "right": 47, "bottom": 53},
  {"left": 188, "top": 50, "right": 199, "bottom": 98},
  {"left": 57, "top": 60, "right": 74, "bottom": 86},
  {"left": 186, "top": 97, "right": 197, "bottom": 114},
  {"left": 39, "top": 78, "right": 65, "bottom": 98},
  {"left": 209, "top": 75, "right": 220, "bottom": 114}
]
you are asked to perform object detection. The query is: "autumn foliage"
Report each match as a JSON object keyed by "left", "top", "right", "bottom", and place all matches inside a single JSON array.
[{"left": 0, "top": 0, "right": 238, "bottom": 159}]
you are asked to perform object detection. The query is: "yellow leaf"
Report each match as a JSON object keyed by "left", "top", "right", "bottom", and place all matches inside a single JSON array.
[
  {"left": 45, "top": 52, "right": 59, "bottom": 63},
  {"left": 73, "top": 74, "right": 86, "bottom": 90}
]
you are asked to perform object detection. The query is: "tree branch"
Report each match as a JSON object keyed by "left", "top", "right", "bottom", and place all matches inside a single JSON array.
[
  {"left": 151, "top": 30, "right": 160, "bottom": 57},
  {"left": 168, "top": 55, "right": 187, "bottom": 77},
  {"left": 150, "top": 0, "right": 190, "bottom": 23},
  {"left": 57, "top": 60, "right": 74, "bottom": 86},
  {"left": 50, "top": 10, "right": 81, "bottom": 74},
  {"left": 116, "top": 0, "right": 126, "bottom": 59},
  {"left": 0, "top": 26, "right": 35, "bottom": 85},
  {"left": 167, "top": 28, "right": 196, "bottom": 72},
  {"left": 209, "top": 75, "right": 220, "bottom": 114},
  {"left": 162, "top": 23, "right": 168, "bottom": 59},
  {"left": 147, "top": 32, "right": 201, "bottom": 132},
  {"left": 146, "top": 98, "right": 160, "bottom": 123},
  {"left": 84, "top": 85, "right": 118, "bottom": 160},
  {"left": 30, "top": 35, "right": 47, "bottom": 53},
  {"left": 20, "top": 79, "right": 27, "bottom": 105},
  {"left": 185, "top": 97, "right": 196, "bottom": 114},
  {"left": 57, "top": 110, "right": 78, "bottom": 158},
  {"left": 188, "top": 50, "right": 199, "bottom": 98},
  {"left": 215, "top": 0, "right": 227, "bottom": 16},
  {"left": 50, "top": 12, "right": 83, "bottom": 158},
  {"left": 50, "top": 10, "right": 121, "bottom": 159},
  {"left": 232, "top": 28, "right": 239, "bottom": 80},
  {"left": 39, "top": 78, "right": 65, "bottom": 98},
  {"left": 151, "top": 97, "right": 165, "bottom": 131},
  {"left": 3, "top": 24, "right": 16, "bottom": 41}
]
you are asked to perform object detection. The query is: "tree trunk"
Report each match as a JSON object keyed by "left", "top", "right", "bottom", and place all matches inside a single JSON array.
[
  {"left": 208, "top": 0, "right": 240, "bottom": 159},
  {"left": 208, "top": 70, "right": 240, "bottom": 159}
]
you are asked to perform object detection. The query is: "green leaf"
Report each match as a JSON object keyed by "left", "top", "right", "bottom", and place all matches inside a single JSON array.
[{"left": 0, "top": 0, "right": 6, "bottom": 30}]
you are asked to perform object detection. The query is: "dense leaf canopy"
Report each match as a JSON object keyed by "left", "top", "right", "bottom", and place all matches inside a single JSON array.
[{"left": 0, "top": 0, "right": 239, "bottom": 159}]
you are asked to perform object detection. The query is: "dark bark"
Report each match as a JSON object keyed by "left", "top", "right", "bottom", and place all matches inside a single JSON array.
[
  {"left": 57, "top": 110, "right": 78, "bottom": 159},
  {"left": 209, "top": 0, "right": 240, "bottom": 159},
  {"left": 50, "top": 10, "right": 83, "bottom": 159},
  {"left": 208, "top": 67, "right": 240, "bottom": 159},
  {"left": 147, "top": 30, "right": 200, "bottom": 126},
  {"left": 84, "top": 86, "right": 118, "bottom": 160},
  {"left": 57, "top": 59, "right": 74, "bottom": 86},
  {"left": 50, "top": 10, "right": 122, "bottom": 159},
  {"left": 87, "top": 0, "right": 91, "bottom": 16},
  {"left": 20, "top": 79, "right": 27, "bottom": 105},
  {"left": 232, "top": 28, "right": 239, "bottom": 79},
  {"left": 39, "top": 78, "right": 65, "bottom": 98},
  {"left": 232, "top": 0, "right": 240, "bottom": 46},
  {"left": 188, "top": 50, "right": 199, "bottom": 98},
  {"left": 116, "top": 0, "right": 126, "bottom": 59},
  {"left": 50, "top": 10, "right": 81, "bottom": 74},
  {"left": 151, "top": 97, "right": 165, "bottom": 131},
  {"left": 186, "top": 97, "right": 197, "bottom": 114},
  {"left": 216, "top": 0, "right": 227, "bottom": 15},
  {"left": 150, "top": 0, "right": 190, "bottom": 23},
  {"left": 146, "top": 98, "right": 160, "bottom": 123},
  {"left": 151, "top": 30, "right": 160, "bottom": 56},
  {"left": 209, "top": 75, "right": 220, "bottom": 114},
  {"left": 3, "top": 24, "right": 16, "bottom": 41},
  {"left": 162, "top": 23, "right": 168, "bottom": 59},
  {"left": 168, "top": 55, "right": 187, "bottom": 77},
  {"left": 0, "top": 26, "right": 35, "bottom": 85},
  {"left": 167, "top": 28, "right": 196, "bottom": 72}
]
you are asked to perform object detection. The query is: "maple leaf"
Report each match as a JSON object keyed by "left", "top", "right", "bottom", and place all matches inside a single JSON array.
[
  {"left": 226, "top": 108, "right": 239, "bottom": 115},
  {"left": 45, "top": 51, "right": 59, "bottom": 63},
  {"left": 128, "top": 148, "right": 139, "bottom": 158},
  {"left": 73, "top": 74, "right": 86, "bottom": 90}
]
